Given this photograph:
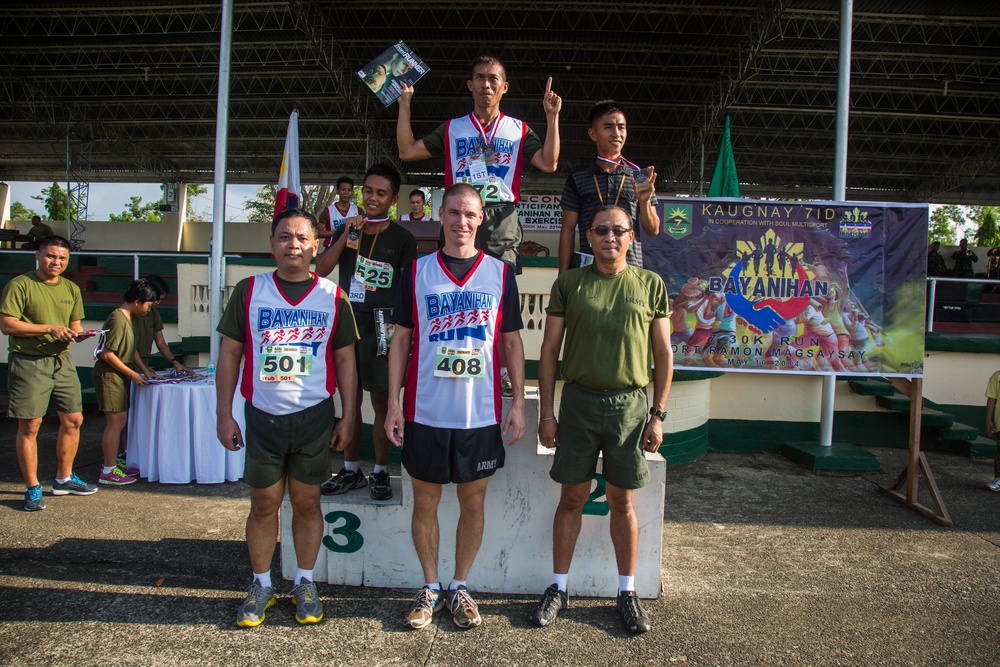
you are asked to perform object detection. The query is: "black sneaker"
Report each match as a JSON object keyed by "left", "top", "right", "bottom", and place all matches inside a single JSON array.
[
  {"left": 369, "top": 471, "right": 392, "bottom": 500},
  {"left": 320, "top": 468, "right": 367, "bottom": 495},
  {"left": 616, "top": 590, "right": 651, "bottom": 634},
  {"left": 528, "top": 584, "right": 567, "bottom": 627}
]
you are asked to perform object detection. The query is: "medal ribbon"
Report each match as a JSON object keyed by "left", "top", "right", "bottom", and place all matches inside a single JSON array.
[
  {"left": 597, "top": 154, "right": 642, "bottom": 172},
  {"left": 470, "top": 112, "right": 503, "bottom": 155}
]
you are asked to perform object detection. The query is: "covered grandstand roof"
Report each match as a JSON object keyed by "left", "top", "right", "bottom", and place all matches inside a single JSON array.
[{"left": 1, "top": 0, "right": 998, "bottom": 204}]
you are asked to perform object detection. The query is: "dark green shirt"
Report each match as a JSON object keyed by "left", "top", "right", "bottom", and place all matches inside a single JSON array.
[
  {"left": 93, "top": 308, "right": 136, "bottom": 378},
  {"left": 546, "top": 264, "right": 669, "bottom": 390},
  {"left": 0, "top": 272, "right": 84, "bottom": 356},
  {"left": 132, "top": 306, "right": 164, "bottom": 364}
]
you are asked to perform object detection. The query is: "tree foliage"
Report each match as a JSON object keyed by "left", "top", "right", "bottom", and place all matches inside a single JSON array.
[
  {"left": 9, "top": 201, "right": 39, "bottom": 221},
  {"left": 928, "top": 204, "right": 964, "bottom": 245},
  {"left": 109, "top": 195, "right": 162, "bottom": 222},
  {"left": 244, "top": 184, "right": 347, "bottom": 224},
  {"left": 184, "top": 183, "right": 208, "bottom": 222},
  {"left": 31, "top": 182, "right": 72, "bottom": 221},
  {"left": 969, "top": 205, "right": 1000, "bottom": 248}
]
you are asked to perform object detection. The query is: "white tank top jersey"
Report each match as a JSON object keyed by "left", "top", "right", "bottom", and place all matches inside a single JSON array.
[
  {"left": 443, "top": 113, "right": 528, "bottom": 203},
  {"left": 325, "top": 202, "right": 359, "bottom": 247},
  {"left": 399, "top": 212, "right": 429, "bottom": 221},
  {"left": 405, "top": 251, "right": 508, "bottom": 429},
  {"left": 240, "top": 272, "right": 343, "bottom": 415}
]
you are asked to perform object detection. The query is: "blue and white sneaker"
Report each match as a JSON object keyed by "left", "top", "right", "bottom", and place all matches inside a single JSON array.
[
  {"left": 24, "top": 485, "right": 46, "bottom": 511},
  {"left": 51, "top": 474, "right": 98, "bottom": 496}
]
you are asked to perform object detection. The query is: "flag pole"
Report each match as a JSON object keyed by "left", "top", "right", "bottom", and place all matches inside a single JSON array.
[
  {"left": 209, "top": 0, "right": 234, "bottom": 365},
  {"left": 821, "top": 0, "right": 853, "bottom": 447}
]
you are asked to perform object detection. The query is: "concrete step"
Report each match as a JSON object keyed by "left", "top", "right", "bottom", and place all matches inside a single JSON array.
[
  {"left": 940, "top": 421, "right": 980, "bottom": 442},
  {"left": 953, "top": 436, "right": 997, "bottom": 459},
  {"left": 847, "top": 378, "right": 896, "bottom": 397},
  {"left": 780, "top": 442, "right": 881, "bottom": 471}
]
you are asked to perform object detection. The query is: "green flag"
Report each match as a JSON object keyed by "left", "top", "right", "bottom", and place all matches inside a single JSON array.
[{"left": 707, "top": 116, "right": 740, "bottom": 197}]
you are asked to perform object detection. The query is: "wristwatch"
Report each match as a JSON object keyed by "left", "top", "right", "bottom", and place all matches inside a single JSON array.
[{"left": 649, "top": 406, "right": 667, "bottom": 421}]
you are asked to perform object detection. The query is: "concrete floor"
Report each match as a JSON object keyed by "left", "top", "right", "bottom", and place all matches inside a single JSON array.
[{"left": 1, "top": 404, "right": 998, "bottom": 667}]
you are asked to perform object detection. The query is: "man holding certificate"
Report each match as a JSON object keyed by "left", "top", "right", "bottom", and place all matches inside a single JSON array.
[{"left": 396, "top": 55, "right": 561, "bottom": 274}]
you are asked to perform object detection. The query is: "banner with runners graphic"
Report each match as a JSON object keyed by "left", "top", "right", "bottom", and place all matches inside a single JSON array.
[{"left": 641, "top": 198, "right": 928, "bottom": 377}]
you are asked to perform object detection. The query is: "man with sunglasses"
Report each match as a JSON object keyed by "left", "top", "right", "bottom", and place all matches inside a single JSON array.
[
  {"left": 531, "top": 205, "right": 672, "bottom": 634},
  {"left": 558, "top": 100, "right": 660, "bottom": 273}
]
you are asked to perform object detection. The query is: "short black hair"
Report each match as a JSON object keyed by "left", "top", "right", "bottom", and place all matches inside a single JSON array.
[
  {"left": 409, "top": 189, "right": 426, "bottom": 202},
  {"left": 124, "top": 278, "right": 159, "bottom": 304},
  {"left": 471, "top": 55, "right": 506, "bottom": 81},
  {"left": 336, "top": 176, "right": 354, "bottom": 189},
  {"left": 589, "top": 99, "right": 627, "bottom": 126},
  {"left": 145, "top": 274, "right": 170, "bottom": 300},
  {"left": 271, "top": 207, "right": 322, "bottom": 236},
  {"left": 36, "top": 235, "right": 72, "bottom": 253},
  {"left": 364, "top": 164, "right": 401, "bottom": 196},
  {"left": 591, "top": 205, "right": 632, "bottom": 229}
]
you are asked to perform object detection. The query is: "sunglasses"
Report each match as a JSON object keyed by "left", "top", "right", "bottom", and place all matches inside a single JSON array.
[{"left": 591, "top": 226, "right": 633, "bottom": 238}]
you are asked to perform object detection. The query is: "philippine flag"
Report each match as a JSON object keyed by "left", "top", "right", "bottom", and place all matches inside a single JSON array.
[{"left": 273, "top": 108, "right": 301, "bottom": 217}]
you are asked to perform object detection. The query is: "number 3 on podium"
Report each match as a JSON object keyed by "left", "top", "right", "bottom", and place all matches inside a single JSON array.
[{"left": 323, "top": 510, "right": 364, "bottom": 553}]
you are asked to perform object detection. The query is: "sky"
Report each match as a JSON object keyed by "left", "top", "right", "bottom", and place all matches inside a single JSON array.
[{"left": 5, "top": 180, "right": 261, "bottom": 222}]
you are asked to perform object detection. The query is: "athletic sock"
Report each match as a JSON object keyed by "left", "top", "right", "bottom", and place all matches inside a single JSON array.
[
  {"left": 618, "top": 575, "right": 635, "bottom": 594},
  {"left": 102, "top": 466, "right": 116, "bottom": 475},
  {"left": 253, "top": 571, "right": 272, "bottom": 588},
  {"left": 373, "top": 464, "right": 387, "bottom": 474},
  {"left": 425, "top": 582, "right": 441, "bottom": 591},
  {"left": 448, "top": 579, "right": 466, "bottom": 591},
  {"left": 294, "top": 568, "right": 313, "bottom": 586},
  {"left": 552, "top": 573, "right": 569, "bottom": 592},
  {"left": 55, "top": 477, "right": 70, "bottom": 485},
  {"left": 343, "top": 460, "right": 360, "bottom": 473}
]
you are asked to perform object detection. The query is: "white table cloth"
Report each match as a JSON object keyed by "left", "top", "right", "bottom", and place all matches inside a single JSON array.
[{"left": 127, "top": 377, "right": 245, "bottom": 483}]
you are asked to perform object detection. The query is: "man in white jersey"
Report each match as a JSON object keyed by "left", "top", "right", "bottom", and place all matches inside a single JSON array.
[
  {"left": 216, "top": 208, "right": 359, "bottom": 628},
  {"left": 399, "top": 189, "right": 431, "bottom": 222},
  {"left": 385, "top": 183, "right": 526, "bottom": 630},
  {"left": 396, "top": 55, "right": 561, "bottom": 273},
  {"left": 318, "top": 176, "right": 358, "bottom": 248}
]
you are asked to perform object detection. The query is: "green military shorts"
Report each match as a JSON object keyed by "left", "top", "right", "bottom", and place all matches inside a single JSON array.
[
  {"left": 549, "top": 382, "right": 650, "bottom": 490},
  {"left": 354, "top": 311, "right": 389, "bottom": 393},
  {"left": 93, "top": 370, "right": 130, "bottom": 413},
  {"left": 243, "top": 396, "right": 335, "bottom": 489},
  {"left": 7, "top": 352, "right": 83, "bottom": 419}
]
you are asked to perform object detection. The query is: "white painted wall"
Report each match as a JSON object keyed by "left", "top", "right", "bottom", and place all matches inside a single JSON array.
[{"left": 924, "top": 351, "right": 1000, "bottom": 406}]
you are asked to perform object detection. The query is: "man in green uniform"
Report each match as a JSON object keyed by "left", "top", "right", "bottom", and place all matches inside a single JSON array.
[
  {"left": 0, "top": 235, "right": 98, "bottom": 511},
  {"left": 22, "top": 216, "right": 54, "bottom": 249},
  {"left": 530, "top": 205, "right": 673, "bottom": 634}
]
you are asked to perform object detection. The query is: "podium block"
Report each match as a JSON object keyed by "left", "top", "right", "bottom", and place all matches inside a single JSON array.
[{"left": 281, "top": 392, "right": 666, "bottom": 598}]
